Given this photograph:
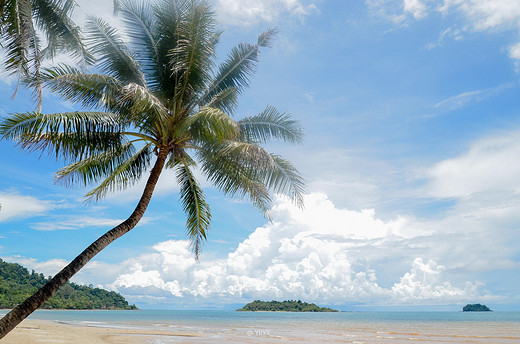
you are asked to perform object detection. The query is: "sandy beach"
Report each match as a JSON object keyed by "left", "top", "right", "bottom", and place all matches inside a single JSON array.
[
  {"left": 3, "top": 315, "right": 520, "bottom": 344},
  {"left": 1, "top": 320, "right": 203, "bottom": 344}
]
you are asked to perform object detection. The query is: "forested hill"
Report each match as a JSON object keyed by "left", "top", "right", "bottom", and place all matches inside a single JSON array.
[
  {"left": 237, "top": 300, "right": 338, "bottom": 312},
  {"left": 0, "top": 259, "right": 137, "bottom": 310}
]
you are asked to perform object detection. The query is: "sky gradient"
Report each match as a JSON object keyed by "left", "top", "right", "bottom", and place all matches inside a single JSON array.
[{"left": 1, "top": 0, "right": 520, "bottom": 311}]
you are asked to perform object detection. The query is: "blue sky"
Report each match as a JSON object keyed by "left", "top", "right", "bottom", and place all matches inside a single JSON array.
[{"left": 1, "top": 0, "right": 520, "bottom": 311}]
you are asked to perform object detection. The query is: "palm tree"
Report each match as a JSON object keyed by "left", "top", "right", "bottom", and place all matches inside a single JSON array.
[
  {"left": 0, "top": 0, "right": 92, "bottom": 110},
  {"left": 0, "top": 0, "right": 304, "bottom": 338}
]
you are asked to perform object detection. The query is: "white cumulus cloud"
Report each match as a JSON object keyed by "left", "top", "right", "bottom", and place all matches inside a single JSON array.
[
  {"left": 107, "top": 193, "right": 489, "bottom": 307},
  {"left": 391, "top": 258, "right": 483, "bottom": 301},
  {"left": 214, "top": 0, "right": 319, "bottom": 26},
  {"left": 403, "top": 0, "right": 429, "bottom": 19}
]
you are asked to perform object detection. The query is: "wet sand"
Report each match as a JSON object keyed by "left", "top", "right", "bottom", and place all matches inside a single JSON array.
[
  {"left": 3, "top": 318, "right": 520, "bottom": 343},
  {"left": 1, "top": 320, "right": 204, "bottom": 344}
]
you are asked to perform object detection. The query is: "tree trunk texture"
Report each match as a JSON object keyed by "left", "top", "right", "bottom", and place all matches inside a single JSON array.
[{"left": 0, "top": 149, "right": 169, "bottom": 339}]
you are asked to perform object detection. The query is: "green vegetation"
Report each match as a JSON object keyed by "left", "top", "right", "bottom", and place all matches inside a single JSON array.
[
  {"left": 463, "top": 304, "right": 491, "bottom": 312},
  {"left": 0, "top": 259, "right": 137, "bottom": 310},
  {"left": 237, "top": 300, "right": 338, "bottom": 312}
]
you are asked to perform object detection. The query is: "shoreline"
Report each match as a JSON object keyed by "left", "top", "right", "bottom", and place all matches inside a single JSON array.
[
  {"left": 2, "top": 319, "right": 203, "bottom": 344},
  {"left": 2, "top": 310, "right": 520, "bottom": 343}
]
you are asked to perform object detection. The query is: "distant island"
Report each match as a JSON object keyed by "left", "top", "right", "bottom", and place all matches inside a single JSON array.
[
  {"left": 237, "top": 300, "right": 338, "bottom": 312},
  {"left": 463, "top": 304, "right": 491, "bottom": 312},
  {"left": 0, "top": 258, "right": 137, "bottom": 310}
]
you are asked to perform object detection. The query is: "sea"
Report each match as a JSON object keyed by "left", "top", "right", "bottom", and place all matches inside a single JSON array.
[{"left": 2, "top": 309, "right": 520, "bottom": 343}]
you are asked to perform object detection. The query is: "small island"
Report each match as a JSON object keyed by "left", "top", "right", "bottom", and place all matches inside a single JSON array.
[
  {"left": 463, "top": 304, "right": 491, "bottom": 312},
  {"left": 237, "top": 300, "right": 338, "bottom": 312}
]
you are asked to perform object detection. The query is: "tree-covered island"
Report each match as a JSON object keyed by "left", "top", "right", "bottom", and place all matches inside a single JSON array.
[
  {"left": 0, "top": 259, "right": 137, "bottom": 310},
  {"left": 463, "top": 304, "right": 491, "bottom": 312},
  {"left": 237, "top": 300, "right": 338, "bottom": 312}
]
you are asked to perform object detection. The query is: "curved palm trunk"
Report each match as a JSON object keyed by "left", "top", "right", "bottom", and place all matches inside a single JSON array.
[{"left": 0, "top": 149, "right": 169, "bottom": 339}]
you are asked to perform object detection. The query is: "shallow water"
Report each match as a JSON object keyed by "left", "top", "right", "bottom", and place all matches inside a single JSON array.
[{"left": 2, "top": 310, "right": 520, "bottom": 343}]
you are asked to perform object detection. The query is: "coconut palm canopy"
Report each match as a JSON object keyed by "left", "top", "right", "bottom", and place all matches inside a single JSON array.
[
  {"left": 0, "top": 0, "right": 92, "bottom": 108},
  {"left": 0, "top": 0, "right": 303, "bottom": 336},
  {"left": 1, "top": 0, "right": 304, "bottom": 255}
]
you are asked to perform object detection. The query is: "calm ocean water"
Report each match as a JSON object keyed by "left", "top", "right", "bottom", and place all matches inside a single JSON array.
[{"left": 2, "top": 309, "right": 520, "bottom": 343}]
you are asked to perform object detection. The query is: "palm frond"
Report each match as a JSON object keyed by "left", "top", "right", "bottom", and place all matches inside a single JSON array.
[
  {"left": 119, "top": 0, "right": 158, "bottom": 85},
  {"left": 0, "top": 0, "right": 92, "bottom": 109},
  {"left": 120, "top": 82, "right": 168, "bottom": 131},
  {"left": 257, "top": 154, "right": 305, "bottom": 208},
  {"left": 208, "top": 140, "right": 275, "bottom": 171},
  {"left": 1, "top": 0, "right": 31, "bottom": 74},
  {"left": 1, "top": 0, "right": 43, "bottom": 107},
  {"left": 32, "top": 65, "right": 123, "bottom": 111},
  {"left": 34, "top": 0, "right": 92, "bottom": 64},
  {"left": 204, "top": 86, "right": 237, "bottom": 114},
  {"left": 198, "top": 142, "right": 272, "bottom": 213},
  {"left": 85, "top": 16, "right": 145, "bottom": 85},
  {"left": 83, "top": 143, "right": 153, "bottom": 201},
  {"left": 165, "top": 148, "right": 194, "bottom": 169},
  {"left": 56, "top": 140, "right": 134, "bottom": 187},
  {"left": 238, "top": 105, "right": 303, "bottom": 144},
  {"left": 0, "top": 111, "right": 124, "bottom": 160},
  {"left": 184, "top": 106, "right": 238, "bottom": 144},
  {"left": 152, "top": 0, "right": 190, "bottom": 96},
  {"left": 198, "top": 29, "right": 277, "bottom": 110},
  {"left": 176, "top": 160, "right": 211, "bottom": 258},
  {"left": 113, "top": 0, "right": 121, "bottom": 14},
  {"left": 170, "top": 2, "right": 216, "bottom": 107}
]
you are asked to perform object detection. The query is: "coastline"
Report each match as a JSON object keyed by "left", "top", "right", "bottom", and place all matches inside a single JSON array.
[
  {"left": 1, "top": 310, "right": 520, "bottom": 343},
  {"left": 2, "top": 319, "right": 202, "bottom": 344}
]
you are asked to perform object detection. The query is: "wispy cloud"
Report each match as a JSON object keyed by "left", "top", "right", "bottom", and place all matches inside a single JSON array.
[
  {"left": 0, "top": 191, "right": 54, "bottom": 222},
  {"left": 440, "top": 0, "right": 520, "bottom": 32},
  {"left": 434, "top": 83, "right": 513, "bottom": 111},
  {"left": 426, "top": 129, "right": 520, "bottom": 198},
  {"left": 369, "top": 0, "right": 520, "bottom": 64},
  {"left": 30, "top": 215, "right": 152, "bottom": 231}
]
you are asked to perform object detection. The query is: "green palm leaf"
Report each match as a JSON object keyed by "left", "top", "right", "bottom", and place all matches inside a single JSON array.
[
  {"left": 36, "top": 65, "right": 123, "bottom": 112},
  {"left": 0, "top": 0, "right": 91, "bottom": 109},
  {"left": 176, "top": 161, "right": 211, "bottom": 258},
  {"left": 198, "top": 29, "right": 277, "bottom": 111},
  {"left": 169, "top": 2, "right": 216, "bottom": 108},
  {"left": 257, "top": 154, "right": 305, "bottom": 208},
  {"left": 56, "top": 141, "right": 135, "bottom": 187},
  {"left": 198, "top": 142, "right": 272, "bottom": 213},
  {"left": 204, "top": 87, "right": 238, "bottom": 114},
  {"left": 85, "top": 16, "right": 145, "bottom": 85},
  {"left": 120, "top": 82, "right": 169, "bottom": 133},
  {"left": 239, "top": 105, "right": 303, "bottom": 144},
  {"left": 119, "top": 0, "right": 158, "bottom": 84},
  {"left": 0, "top": 111, "right": 124, "bottom": 160},
  {"left": 153, "top": 0, "right": 190, "bottom": 96},
  {"left": 34, "top": 0, "right": 92, "bottom": 63},
  {"left": 185, "top": 106, "right": 239, "bottom": 144},
  {"left": 83, "top": 143, "right": 153, "bottom": 201}
]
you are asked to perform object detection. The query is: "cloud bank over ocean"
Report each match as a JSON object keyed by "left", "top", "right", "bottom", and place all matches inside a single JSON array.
[{"left": 103, "top": 193, "right": 497, "bottom": 308}]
